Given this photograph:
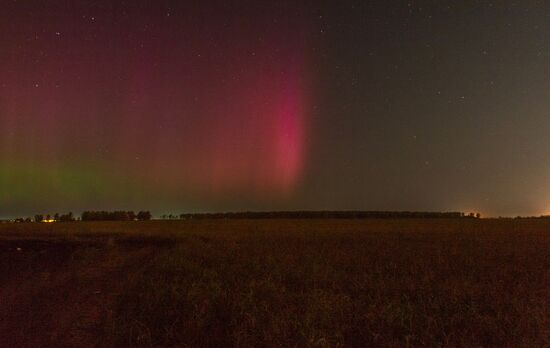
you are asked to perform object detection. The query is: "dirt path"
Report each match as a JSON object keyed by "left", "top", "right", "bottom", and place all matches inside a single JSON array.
[{"left": 0, "top": 239, "right": 163, "bottom": 347}]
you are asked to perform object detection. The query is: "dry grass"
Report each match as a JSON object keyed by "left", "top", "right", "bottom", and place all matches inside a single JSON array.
[{"left": 0, "top": 219, "right": 549, "bottom": 347}]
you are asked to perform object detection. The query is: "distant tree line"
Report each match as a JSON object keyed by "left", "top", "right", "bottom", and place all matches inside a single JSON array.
[
  {"left": 160, "top": 214, "right": 179, "bottom": 220},
  {"left": 14, "top": 217, "right": 33, "bottom": 223},
  {"left": 11, "top": 211, "right": 152, "bottom": 222},
  {"left": 12, "top": 213, "right": 76, "bottom": 223},
  {"left": 177, "top": 211, "right": 480, "bottom": 220},
  {"left": 34, "top": 213, "right": 75, "bottom": 222},
  {"left": 9, "top": 210, "right": 483, "bottom": 223},
  {"left": 81, "top": 211, "right": 151, "bottom": 221}
]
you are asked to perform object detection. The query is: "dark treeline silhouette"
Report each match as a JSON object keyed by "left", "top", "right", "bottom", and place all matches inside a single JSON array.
[
  {"left": 58, "top": 212, "right": 75, "bottom": 222},
  {"left": 15, "top": 213, "right": 75, "bottom": 223},
  {"left": 177, "top": 211, "right": 479, "bottom": 220},
  {"left": 81, "top": 211, "right": 151, "bottom": 221},
  {"left": 160, "top": 214, "right": 178, "bottom": 220},
  {"left": 7, "top": 210, "right": 483, "bottom": 223}
]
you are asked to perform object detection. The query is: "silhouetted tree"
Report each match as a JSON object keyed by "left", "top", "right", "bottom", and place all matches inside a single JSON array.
[
  {"left": 137, "top": 211, "right": 152, "bottom": 221},
  {"left": 34, "top": 214, "right": 44, "bottom": 223},
  {"left": 59, "top": 212, "right": 74, "bottom": 222}
]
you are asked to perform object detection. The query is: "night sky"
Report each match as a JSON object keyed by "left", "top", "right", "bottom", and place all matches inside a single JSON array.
[{"left": 2, "top": 1, "right": 550, "bottom": 217}]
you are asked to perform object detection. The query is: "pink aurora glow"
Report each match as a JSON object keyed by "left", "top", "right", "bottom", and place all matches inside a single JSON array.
[{"left": 0, "top": 4, "right": 310, "bottom": 201}]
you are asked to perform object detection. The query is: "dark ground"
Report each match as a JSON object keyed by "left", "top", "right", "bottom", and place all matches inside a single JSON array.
[{"left": 0, "top": 219, "right": 548, "bottom": 347}]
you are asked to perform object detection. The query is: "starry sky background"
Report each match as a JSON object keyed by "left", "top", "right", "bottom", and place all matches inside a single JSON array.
[{"left": 1, "top": 1, "right": 550, "bottom": 217}]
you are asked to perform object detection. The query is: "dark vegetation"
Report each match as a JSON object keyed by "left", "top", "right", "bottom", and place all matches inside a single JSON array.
[
  {"left": 7, "top": 210, "right": 479, "bottom": 223},
  {"left": 81, "top": 211, "right": 152, "bottom": 221},
  {"left": 177, "top": 211, "right": 480, "bottom": 219},
  {"left": 8, "top": 211, "right": 153, "bottom": 223},
  {"left": 0, "top": 218, "right": 548, "bottom": 347},
  {"left": 33, "top": 212, "right": 74, "bottom": 223}
]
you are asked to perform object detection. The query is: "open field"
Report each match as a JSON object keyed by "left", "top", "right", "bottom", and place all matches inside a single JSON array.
[{"left": 0, "top": 219, "right": 549, "bottom": 347}]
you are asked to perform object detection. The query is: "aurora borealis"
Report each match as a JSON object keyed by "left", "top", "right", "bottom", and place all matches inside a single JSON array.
[
  {"left": 3, "top": 1, "right": 550, "bottom": 217},
  {"left": 1, "top": 1, "right": 311, "bottom": 216}
]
